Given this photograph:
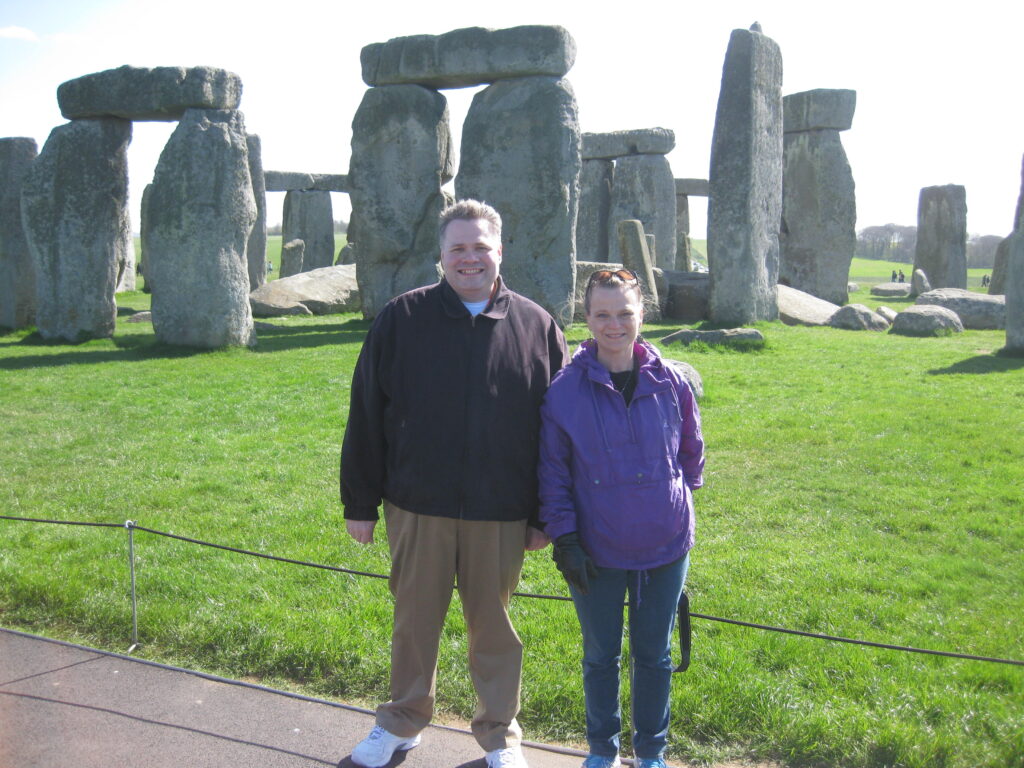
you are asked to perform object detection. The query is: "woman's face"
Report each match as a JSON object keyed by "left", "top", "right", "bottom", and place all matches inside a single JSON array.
[{"left": 586, "top": 283, "right": 643, "bottom": 358}]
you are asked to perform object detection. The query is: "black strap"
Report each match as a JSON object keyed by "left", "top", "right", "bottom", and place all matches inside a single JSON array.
[{"left": 674, "top": 591, "right": 692, "bottom": 673}]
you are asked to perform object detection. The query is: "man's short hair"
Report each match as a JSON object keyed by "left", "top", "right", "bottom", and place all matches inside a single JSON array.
[{"left": 439, "top": 199, "right": 502, "bottom": 247}]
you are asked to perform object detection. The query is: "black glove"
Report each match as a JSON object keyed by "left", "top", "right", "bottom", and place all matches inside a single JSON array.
[{"left": 552, "top": 532, "right": 598, "bottom": 595}]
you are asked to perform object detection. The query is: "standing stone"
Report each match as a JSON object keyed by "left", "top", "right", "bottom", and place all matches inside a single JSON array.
[
  {"left": 914, "top": 184, "right": 967, "bottom": 290},
  {"left": 708, "top": 28, "right": 784, "bottom": 325},
  {"left": 989, "top": 236, "right": 1009, "bottom": 295},
  {"left": 246, "top": 134, "right": 267, "bottom": 290},
  {"left": 20, "top": 119, "right": 132, "bottom": 341},
  {"left": 910, "top": 268, "right": 931, "bottom": 297},
  {"left": 282, "top": 190, "right": 333, "bottom": 272},
  {"left": 349, "top": 85, "right": 452, "bottom": 319},
  {"left": 607, "top": 154, "right": 676, "bottom": 269},
  {"left": 577, "top": 159, "right": 612, "bottom": 262},
  {"left": 616, "top": 219, "right": 660, "bottom": 320},
  {"left": 1007, "top": 232, "right": 1024, "bottom": 351},
  {"left": 280, "top": 239, "right": 305, "bottom": 278},
  {"left": 675, "top": 191, "right": 692, "bottom": 271},
  {"left": 457, "top": 76, "right": 580, "bottom": 325},
  {"left": 1007, "top": 156, "right": 1024, "bottom": 352},
  {"left": 139, "top": 183, "right": 154, "bottom": 293},
  {"left": 0, "top": 138, "right": 38, "bottom": 329},
  {"left": 779, "top": 89, "right": 857, "bottom": 305},
  {"left": 146, "top": 109, "right": 256, "bottom": 348}
]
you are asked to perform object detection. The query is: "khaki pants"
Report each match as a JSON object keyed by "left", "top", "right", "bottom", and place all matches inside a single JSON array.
[{"left": 375, "top": 503, "right": 527, "bottom": 751}]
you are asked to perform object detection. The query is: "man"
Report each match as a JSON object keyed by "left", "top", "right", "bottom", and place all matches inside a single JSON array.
[{"left": 341, "top": 199, "right": 567, "bottom": 768}]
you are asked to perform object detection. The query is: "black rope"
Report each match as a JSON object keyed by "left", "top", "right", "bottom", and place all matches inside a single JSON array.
[
  {"left": 0, "top": 514, "right": 122, "bottom": 528},
  {"left": 3, "top": 513, "right": 1023, "bottom": 666}
]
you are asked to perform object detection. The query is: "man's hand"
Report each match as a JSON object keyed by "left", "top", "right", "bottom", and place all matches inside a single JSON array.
[
  {"left": 346, "top": 519, "right": 377, "bottom": 544},
  {"left": 525, "top": 526, "right": 550, "bottom": 551}
]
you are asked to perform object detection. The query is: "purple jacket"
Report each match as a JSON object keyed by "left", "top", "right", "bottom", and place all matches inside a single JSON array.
[{"left": 538, "top": 339, "right": 704, "bottom": 570}]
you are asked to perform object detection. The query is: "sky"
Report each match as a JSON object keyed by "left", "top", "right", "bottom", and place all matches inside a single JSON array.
[{"left": 2, "top": 0, "right": 1022, "bottom": 239}]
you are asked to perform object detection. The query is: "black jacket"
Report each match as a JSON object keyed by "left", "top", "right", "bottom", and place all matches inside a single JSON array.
[{"left": 341, "top": 278, "right": 567, "bottom": 525}]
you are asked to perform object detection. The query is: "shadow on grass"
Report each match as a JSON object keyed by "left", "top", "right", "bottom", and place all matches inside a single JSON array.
[
  {"left": 928, "top": 350, "right": 1024, "bottom": 375},
  {"left": 0, "top": 319, "right": 372, "bottom": 370}
]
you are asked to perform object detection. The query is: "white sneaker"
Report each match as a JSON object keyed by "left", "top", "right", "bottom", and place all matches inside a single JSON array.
[
  {"left": 486, "top": 745, "right": 529, "bottom": 768},
  {"left": 351, "top": 725, "right": 421, "bottom": 768}
]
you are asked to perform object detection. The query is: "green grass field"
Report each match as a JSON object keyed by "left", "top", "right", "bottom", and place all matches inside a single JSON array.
[{"left": 1, "top": 258, "right": 1021, "bottom": 768}]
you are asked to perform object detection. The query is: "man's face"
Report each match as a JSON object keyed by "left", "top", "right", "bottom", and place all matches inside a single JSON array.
[{"left": 440, "top": 218, "right": 502, "bottom": 303}]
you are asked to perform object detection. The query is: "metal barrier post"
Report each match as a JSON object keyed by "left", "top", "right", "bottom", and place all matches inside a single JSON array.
[{"left": 125, "top": 520, "right": 139, "bottom": 653}]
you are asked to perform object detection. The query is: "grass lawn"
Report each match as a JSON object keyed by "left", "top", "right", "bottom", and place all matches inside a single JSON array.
[{"left": 1, "top": 270, "right": 1021, "bottom": 768}]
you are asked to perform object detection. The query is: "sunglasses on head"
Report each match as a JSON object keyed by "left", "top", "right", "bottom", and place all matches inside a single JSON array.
[{"left": 587, "top": 268, "right": 639, "bottom": 286}]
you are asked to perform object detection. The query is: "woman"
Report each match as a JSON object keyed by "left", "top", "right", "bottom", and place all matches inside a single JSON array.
[{"left": 539, "top": 268, "right": 705, "bottom": 768}]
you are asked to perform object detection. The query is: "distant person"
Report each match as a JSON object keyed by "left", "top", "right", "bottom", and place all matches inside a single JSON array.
[
  {"left": 891, "top": 270, "right": 898, "bottom": 282},
  {"left": 341, "top": 199, "right": 567, "bottom": 768},
  {"left": 538, "top": 268, "right": 705, "bottom": 768},
  {"left": 898, "top": 270, "right": 905, "bottom": 283},
  {"left": 982, "top": 274, "right": 990, "bottom": 287}
]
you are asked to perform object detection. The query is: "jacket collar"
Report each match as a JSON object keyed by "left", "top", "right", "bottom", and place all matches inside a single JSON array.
[
  {"left": 577, "top": 338, "right": 671, "bottom": 393},
  {"left": 439, "top": 276, "right": 511, "bottom": 320}
]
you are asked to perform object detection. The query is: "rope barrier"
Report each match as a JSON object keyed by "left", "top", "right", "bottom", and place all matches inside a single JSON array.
[{"left": 2, "top": 513, "right": 1022, "bottom": 667}]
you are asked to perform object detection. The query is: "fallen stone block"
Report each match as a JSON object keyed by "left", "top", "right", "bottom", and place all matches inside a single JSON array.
[
  {"left": 661, "top": 327, "right": 765, "bottom": 346},
  {"left": 890, "top": 304, "right": 964, "bottom": 336}
]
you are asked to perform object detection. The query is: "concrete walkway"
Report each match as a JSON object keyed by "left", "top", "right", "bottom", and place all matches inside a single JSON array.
[{"left": 0, "top": 627, "right": 594, "bottom": 768}]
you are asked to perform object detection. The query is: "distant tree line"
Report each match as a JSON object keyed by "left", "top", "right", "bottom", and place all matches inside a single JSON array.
[
  {"left": 856, "top": 225, "right": 1003, "bottom": 268},
  {"left": 267, "top": 219, "right": 348, "bottom": 236}
]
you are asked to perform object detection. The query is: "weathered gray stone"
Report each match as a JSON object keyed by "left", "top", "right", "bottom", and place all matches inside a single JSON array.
[
  {"left": 779, "top": 126, "right": 856, "bottom": 304},
  {"left": 21, "top": 119, "right": 132, "bottom": 340},
  {"left": 146, "top": 109, "right": 256, "bottom": 348},
  {"left": 707, "top": 28, "right": 783, "bottom": 325},
  {"left": 675, "top": 178, "right": 709, "bottom": 197},
  {"left": 0, "top": 137, "right": 38, "bottom": 329},
  {"left": 250, "top": 264, "right": 360, "bottom": 317},
  {"left": 456, "top": 76, "right": 579, "bottom": 325},
  {"left": 876, "top": 305, "right": 898, "bottom": 323},
  {"left": 282, "top": 190, "right": 334, "bottom": 272},
  {"left": 663, "top": 358, "right": 704, "bottom": 400},
  {"left": 336, "top": 243, "right": 354, "bottom": 266},
  {"left": 828, "top": 303, "right": 889, "bottom": 331},
  {"left": 608, "top": 154, "right": 676, "bottom": 269},
  {"left": 577, "top": 159, "right": 613, "bottom": 262},
  {"left": 615, "top": 220, "right": 660, "bottom": 320},
  {"left": 915, "top": 287, "right": 1005, "bottom": 329},
  {"left": 910, "top": 267, "right": 931, "bottom": 297},
  {"left": 139, "top": 183, "right": 154, "bottom": 294},
  {"left": 783, "top": 88, "right": 856, "bottom": 132},
  {"left": 350, "top": 85, "right": 452, "bottom": 319},
  {"left": 573, "top": 260, "right": 604, "bottom": 321},
  {"left": 890, "top": 304, "right": 964, "bottom": 336},
  {"left": 675, "top": 192, "right": 692, "bottom": 271},
  {"left": 361, "top": 25, "right": 576, "bottom": 88},
  {"left": 280, "top": 239, "right": 305, "bottom": 278},
  {"left": 246, "top": 134, "right": 267, "bottom": 290},
  {"left": 847, "top": 282, "right": 859, "bottom": 293},
  {"left": 264, "top": 171, "right": 350, "bottom": 192},
  {"left": 582, "top": 128, "right": 675, "bottom": 160},
  {"left": 914, "top": 184, "right": 967, "bottom": 289},
  {"left": 662, "top": 327, "right": 765, "bottom": 346},
  {"left": 870, "top": 282, "right": 912, "bottom": 297},
  {"left": 989, "top": 236, "right": 1009, "bottom": 295},
  {"left": 777, "top": 284, "right": 838, "bottom": 326},
  {"left": 57, "top": 65, "right": 242, "bottom": 121},
  {"left": 646, "top": 234, "right": 657, "bottom": 266},
  {"left": 125, "top": 310, "right": 151, "bottom": 323},
  {"left": 1007, "top": 232, "right": 1024, "bottom": 351},
  {"left": 663, "top": 271, "right": 710, "bottom": 323}
]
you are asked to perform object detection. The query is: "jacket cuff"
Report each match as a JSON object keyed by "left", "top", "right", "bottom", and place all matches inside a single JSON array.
[{"left": 344, "top": 504, "right": 381, "bottom": 522}]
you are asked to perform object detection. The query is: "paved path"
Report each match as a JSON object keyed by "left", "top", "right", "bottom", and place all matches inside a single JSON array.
[{"left": 0, "top": 627, "right": 593, "bottom": 768}]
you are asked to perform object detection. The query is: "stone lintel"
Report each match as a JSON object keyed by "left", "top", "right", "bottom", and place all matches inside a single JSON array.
[
  {"left": 361, "top": 25, "right": 575, "bottom": 88},
  {"left": 265, "top": 172, "right": 350, "bottom": 192},
  {"left": 783, "top": 88, "right": 856, "bottom": 133},
  {"left": 57, "top": 65, "right": 242, "bottom": 121},
  {"left": 582, "top": 128, "right": 675, "bottom": 159},
  {"left": 675, "top": 178, "right": 709, "bottom": 197}
]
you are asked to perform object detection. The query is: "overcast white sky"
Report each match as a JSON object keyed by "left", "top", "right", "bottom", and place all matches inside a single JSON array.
[{"left": 2, "top": 0, "right": 1022, "bottom": 238}]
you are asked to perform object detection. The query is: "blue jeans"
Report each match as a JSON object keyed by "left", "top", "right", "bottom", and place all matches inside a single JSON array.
[{"left": 569, "top": 554, "right": 689, "bottom": 760}]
